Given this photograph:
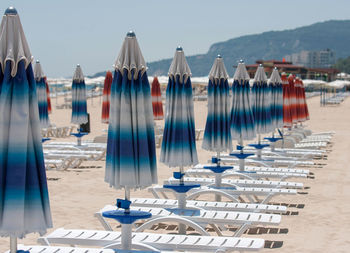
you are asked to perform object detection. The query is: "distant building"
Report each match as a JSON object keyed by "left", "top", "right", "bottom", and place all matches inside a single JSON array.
[
  {"left": 285, "top": 49, "right": 336, "bottom": 68},
  {"left": 245, "top": 59, "right": 339, "bottom": 82}
]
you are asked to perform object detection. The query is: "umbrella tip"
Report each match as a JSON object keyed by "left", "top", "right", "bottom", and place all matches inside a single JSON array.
[
  {"left": 176, "top": 46, "right": 183, "bottom": 51},
  {"left": 36, "top": 60, "right": 40, "bottom": 63},
  {"left": 217, "top": 54, "right": 222, "bottom": 58},
  {"left": 77, "top": 64, "right": 80, "bottom": 67},
  {"left": 5, "top": 6, "right": 17, "bottom": 15},
  {"left": 274, "top": 67, "right": 278, "bottom": 70},
  {"left": 259, "top": 63, "right": 263, "bottom": 67},
  {"left": 127, "top": 31, "right": 136, "bottom": 37},
  {"left": 239, "top": 59, "right": 244, "bottom": 63}
]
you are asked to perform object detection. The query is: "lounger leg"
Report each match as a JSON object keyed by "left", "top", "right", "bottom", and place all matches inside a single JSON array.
[{"left": 233, "top": 223, "right": 251, "bottom": 237}]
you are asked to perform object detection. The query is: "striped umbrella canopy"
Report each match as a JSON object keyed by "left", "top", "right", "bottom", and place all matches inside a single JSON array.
[
  {"left": 300, "top": 78, "right": 310, "bottom": 121},
  {"left": 251, "top": 64, "right": 272, "bottom": 134},
  {"left": 202, "top": 55, "right": 232, "bottom": 152},
  {"left": 160, "top": 47, "right": 198, "bottom": 168},
  {"left": 101, "top": 70, "right": 113, "bottom": 123},
  {"left": 105, "top": 31, "right": 157, "bottom": 189},
  {"left": 151, "top": 76, "right": 164, "bottom": 120},
  {"left": 269, "top": 68, "right": 284, "bottom": 129},
  {"left": 71, "top": 64, "right": 88, "bottom": 125},
  {"left": 0, "top": 7, "right": 52, "bottom": 252},
  {"left": 288, "top": 74, "right": 298, "bottom": 124},
  {"left": 282, "top": 73, "right": 292, "bottom": 128},
  {"left": 230, "top": 60, "right": 256, "bottom": 143},
  {"left": 44, "top": 77, "right": 52, "bottom": 114},
  {"left": 34, "top": 60, "right": 50, "bottom": 128}
]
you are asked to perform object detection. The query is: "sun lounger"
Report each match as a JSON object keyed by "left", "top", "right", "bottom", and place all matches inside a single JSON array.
[
  {"left": 186, "top": 167, "right": 307, "bottom": 181},
  {"left": 94, "top": 205, "right": 281, "bottom": 237},
  {"left": 130, "top": 198, "right": 287, "bottom": 214},
  {"left": 165, "top": 177, "right": 303, "bottom": 189},
  {"left": 150, "top": 184, "right": 296, "bottom": 204},
  {"left": 193, "top": 164, "right": 309, "bottom": 175},
  {"left": 38, "top": 228, "right": 265, "bottom": 252},
  {"left": 44, "top": 149, "right": 105, "bottom": 161},
  {"left": 11, "top": 245, "right": 181, "bottom": 253}
]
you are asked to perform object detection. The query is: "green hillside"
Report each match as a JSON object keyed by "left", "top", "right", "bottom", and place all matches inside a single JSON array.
[{"left": 91, "top": 20, "right": 350, "bottom": 78}]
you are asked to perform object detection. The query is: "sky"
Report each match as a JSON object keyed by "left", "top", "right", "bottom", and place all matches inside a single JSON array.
[{"left": 2, "top": 0, "right": 350, "bottom": 77}]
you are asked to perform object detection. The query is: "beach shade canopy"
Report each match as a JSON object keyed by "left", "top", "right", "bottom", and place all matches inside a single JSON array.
[
  {"left": 71, "top": 64, "right": 88, "bottom": 125},
  {"left": 0, "top": 7, "right": 52, "bottom": 252},
  {"left": 101, "top": 70, "right": 113, "bottom": 123},
  {"left": 105, "top": 31, "right": 157, "bottom": 190},
  {"left": 288, "top": 74, "right": 298, "bottom": 124},
  {"left": 251, "top": 64, "right": 272, "bottom": 135},
  {"left": 151, "top": 76, "right": 164, "bottom": 120},
  {"left": 268, "top": 68, "right": 284, "bottom": 129},
  {"left": 202, "top": 55, "right": 232, "bottom": 153},
  {"left": 160, "top": 46, "right": 198, "bottom": 168},
  {"left": 44, "top": 77, "right": 52, "bottom": 114},
  {"left": 34, "top": 60, "right": 50, "bottom": 128},
  {"left": 282, "top": 73, "right": 292, "bottom": 128},
  {"left": 230, "top": 60, "right": 256, "bottom": 143}
]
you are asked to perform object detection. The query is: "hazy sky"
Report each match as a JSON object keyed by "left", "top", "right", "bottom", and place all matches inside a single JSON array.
[{"left": 2, "top": 0, "right": 350, "bottom": 77}]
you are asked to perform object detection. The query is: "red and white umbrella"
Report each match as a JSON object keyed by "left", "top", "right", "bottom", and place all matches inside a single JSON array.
[
  {"left": 288, "top": 74, "right": 298, "bottom": 124},
  {"left": 151, "top": 76, "right": 164, "bottom": 120},
  {"left": 44, "top": 76, "right": 52, "bottom": 114},
  {"left": 282, "top": 73, "right": 292, "bottom": 128},
  {"left": 101, "top": 71, "right": 113, "bottom": 123}
]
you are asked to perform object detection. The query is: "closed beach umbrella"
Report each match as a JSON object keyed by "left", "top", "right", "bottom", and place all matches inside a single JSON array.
[
  {"left": 251, "top": 64, "right": 272, "bottom": 135},
  {"left": 202, "top": 55, "right": 232, "bottom": 153},
  {"left": 282, "top": 73, "right": 292, "bottom": 128},
  {"left": 105, "top": 31, "right": 157, "bottom": 189},
  {"left": 71, "top": 64, "right": 88, "bottom": 125},
  {"left": 151, "top": 76, "right": 164, "bottom": 120},
  {"left": 230, "top": 60, "right": 256, "bottom": 144},
  {"left": 160, "top": 47, "right": 198, "bottom": 172},
  {"left": 34, "top": 60, "right": 50, "bottom": 128},
  {"left": 101, "top": 70, "right": 112, "bottom": 123},
  {"left": 300, "top": 79, "right": 310, "bottom": 121},
  {"left": 0, "top": 7, "right": 52, "bottom": 252},
  {"left": 104, "top": 32, "right": 157, "bottom": 250},
  {"left": 294, "top": 77, "right": 303, "bottom": 122},
  {"left": 288, "top": 74, "right": 298, "bottom": 124},
  {"left": 269, "top": 68, "right": 284, "bottom": 129},
  {"left": 44, "top": 77, "right": 52, "bottom": 114}
]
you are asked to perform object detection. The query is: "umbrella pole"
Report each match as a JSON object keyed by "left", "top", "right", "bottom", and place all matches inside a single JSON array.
[
  {"left": 121, "top": 186, "right": 132, "bottom": 250},
  {"left": 239, "top": 136, "right": 245, "bottom": 171},
  {"left": 10, "top": 236, "right": 17, "bottom": 253},
  {"left": 215, "top": 151, "right": 222, "bottom": 201}
]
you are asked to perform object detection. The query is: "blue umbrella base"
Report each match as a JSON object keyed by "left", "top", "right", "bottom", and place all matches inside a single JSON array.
[
  {"left": 248, "top": 144, "right": 270, "bottom": 149},
  {"left": 203, "top": 165, "right": 233, "bottom": 174},
  {"left": 229, "top": 153, "right": 255, "bottom": 159},
  {"left": 264, "top": 137, "right": 283, "bottom": 143},
  {"left": 163, "top": 183, "right": 200, "bottom": 193},
  {"left": 102, "top": 210, "right": 151, "bottom": 224}
]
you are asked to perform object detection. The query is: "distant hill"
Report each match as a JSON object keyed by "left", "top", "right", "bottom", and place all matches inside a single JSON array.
[
  {"left": 91, "top": 20, "right": 350, "bottom": 78},
  {"left": 333, "top": 56, "right": 350, "bottom": 73}
]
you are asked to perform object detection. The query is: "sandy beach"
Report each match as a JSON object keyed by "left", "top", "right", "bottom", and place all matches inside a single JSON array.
[{"left": 1, "top": 93, "right": 349, "bottom": 252}]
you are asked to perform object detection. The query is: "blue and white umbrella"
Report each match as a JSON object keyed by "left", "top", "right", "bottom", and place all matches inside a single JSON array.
[
  {"left": 160, "top": 47, "right": 198, "bottom": 171},
  {"left": 251, "top": 64, "right": 272, "bottom": 135},
  {"left": 105, "top": 31, "right": 157, "bottom": 190},
  {"left": 71, "top": 64, "right": 88, "bottom": 125},
  {"left": 230, "top": 60, "right": 256, "bottom": 144},
  {"left": 104, "top": 31, "right": 157, "bottom": 250},
  {"left": 269, "top": 67, "right": 284, "bottom": 130},
  {"left": 202, "top": 55, "right": 232, "bottom": 153},
  {"left": 0, "top": 7, "right": 52, "bottom": 252},
  {"left": 34, "top": 60, "right": 50, "bottom": 128}
]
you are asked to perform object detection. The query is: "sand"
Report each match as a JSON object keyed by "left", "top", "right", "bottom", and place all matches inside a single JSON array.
[{"left": 1, "top": 93, "right": 350, "bottom": 252}]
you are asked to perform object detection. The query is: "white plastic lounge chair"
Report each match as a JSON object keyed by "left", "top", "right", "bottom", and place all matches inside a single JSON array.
[
  {"left": 11, "top": 245, "right": 181, "bottom": 253},
  {"left": 130, "top": 198, "right": 287, "bottom": 214},
  {"left": 150, "top": 184, "right": 296, "bottom": 204},
  {"left": 38, "top": 228, "right": 265, "bottom": 252},
  {"left": 186, "top": 167, "right": 307, "bottom": 181},
  {"left": 44, "top": 149, "right": 105, "bottom": 161},
  {"left": 94, "top": 205, "right": 281, "bottom": 237},
  {"left": 165, "top": 177, "right": 303, "bottom": 189}
]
